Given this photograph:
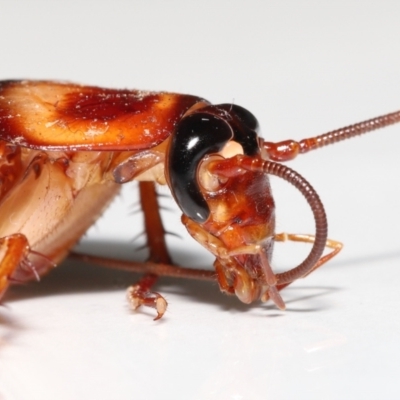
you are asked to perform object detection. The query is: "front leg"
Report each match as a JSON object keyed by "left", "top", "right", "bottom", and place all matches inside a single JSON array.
[
  {"left": 0, "top": 234, "right": 30, "bottom": 296},
  {"left": 71, "top": 181, "right": 217, "bottom": 319},
  {"left": 73, "top": 180, "right": 173, "bottom": 320},
  {"left": 125, "top": 181, "right": 171, "bottom": 320},
  {"left": 126, "top": 273, "right": 167, "bottom": 321}
]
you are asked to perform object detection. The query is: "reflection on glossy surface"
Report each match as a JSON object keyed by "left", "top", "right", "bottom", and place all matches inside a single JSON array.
[{"left": 1, "top": 252, "right": 400, "bottom": 399}]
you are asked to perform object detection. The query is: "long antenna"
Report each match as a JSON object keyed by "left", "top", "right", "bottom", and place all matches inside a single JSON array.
[{"left": 263, "top": 109, "right": 400, "bottom": 162}]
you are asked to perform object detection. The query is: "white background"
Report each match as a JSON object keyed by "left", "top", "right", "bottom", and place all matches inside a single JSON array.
[{"left": 1, "top": 1, "right": 400, "bottom": 399}]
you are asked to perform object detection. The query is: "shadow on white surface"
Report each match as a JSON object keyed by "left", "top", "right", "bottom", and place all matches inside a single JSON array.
[
  {"left": 3, "top": 240, "right": 343, "bottom": 314},
  {"left": 1, "top": 241, "right": 400, "bottom": 400}
]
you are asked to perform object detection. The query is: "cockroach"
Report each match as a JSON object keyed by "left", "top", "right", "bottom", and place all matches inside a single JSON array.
[{"left": 0, "top": 80, "right": 399, "bottom": 320}]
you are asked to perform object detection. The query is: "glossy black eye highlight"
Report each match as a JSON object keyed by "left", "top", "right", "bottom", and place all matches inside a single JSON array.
[
  {"left": 216, "top": 104, "right": 260, "bottom": 155},
  {"left": 218, "top": 104, "right": 259, "bottom": 132},
  {"left": 167, "top": 104, "right": 261, "bottom": 223},
  {"left": 168, "top": 113, "right": 233, "bottom": 222}
]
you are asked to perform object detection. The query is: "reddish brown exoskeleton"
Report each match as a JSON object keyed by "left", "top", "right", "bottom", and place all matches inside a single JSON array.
[{"left": 0, "top": 80, "right": 399, "bottom": 320}]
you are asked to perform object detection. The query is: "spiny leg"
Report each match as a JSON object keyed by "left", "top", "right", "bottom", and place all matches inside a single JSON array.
[
  {"left": 71, "top": 181, "right": 216, "bottom": 320},
  {"left": 0, "top": 233, "right": 44, "bottom": 299},
  {"left": 70, "top": 183, "right": 215, "bottom": 282},
  {"left": 125, "top": 181, "right": 171, "bottom": 319},
  {"left": 139, "top": 181, "right": 172, "bottom": 265},
  {"left": 72, "top": 230, "right": 342, "bottom": 313},
  {"left": 0, "top": 234, "right": 57, "bottom": 303},
  {"left": 261, "top": 233, "right": 342, "bottom": 301}
]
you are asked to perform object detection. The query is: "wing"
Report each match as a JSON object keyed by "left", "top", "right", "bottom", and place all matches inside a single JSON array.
[{"left": 0, "top": 80, "right": 205, "bottom": 151}]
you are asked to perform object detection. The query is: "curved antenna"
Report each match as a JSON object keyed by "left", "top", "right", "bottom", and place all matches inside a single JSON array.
[{"left": 240, "top": 157, "right": 327, "bottom": 284}]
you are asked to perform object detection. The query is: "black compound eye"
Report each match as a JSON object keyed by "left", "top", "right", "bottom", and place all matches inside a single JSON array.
[
  {"left": 218, "top": 104, "right": 259, "bottom": 132},
  {"left": 167, "top": 113, "right": 233, "bottom": 223},
  {"left": 216, "top": 104, "right": 260, "bottom": 156}
]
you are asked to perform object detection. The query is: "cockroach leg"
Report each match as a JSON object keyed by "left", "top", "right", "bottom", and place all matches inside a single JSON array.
[
  {"left": 71, "top": 181, "right": 215, "bottom": 319},
  {"left": 70, "top": 252, "right": 215, "bottom": 280},
  {"left": 70, "top": 255, "right": 216, "bottom": 319},
  {"left": 125, "top": 181, "right": 171, "bottom": 319},
  {"left": 0, "top": 234, "right": 30, "bottom": 295},
  {"left": 262, "top": 233, "right": 343, "bottom": 299},
  {"left": 139, "top": 181, "right": 172, "bottom": 265},
  {"left": 126, "top": 273, "right": 167, "bottom": 321}
]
